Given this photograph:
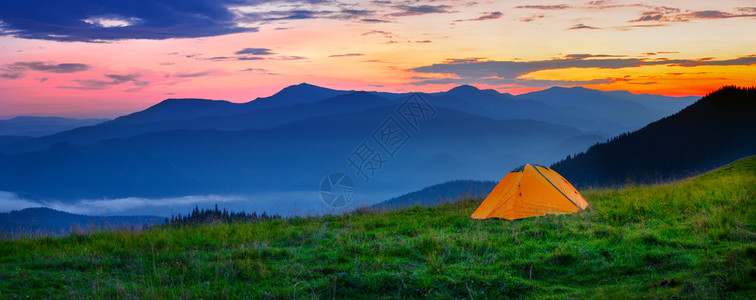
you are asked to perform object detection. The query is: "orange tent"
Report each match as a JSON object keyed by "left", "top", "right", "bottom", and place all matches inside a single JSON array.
[{"left": 471, "top": 164, "right": 589, "bottom": 220}]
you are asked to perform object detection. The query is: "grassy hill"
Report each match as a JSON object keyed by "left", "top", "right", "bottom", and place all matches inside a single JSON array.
[
  {"left": 1, "top": 157, "right": 755, "bottom": 299},
  {"left": 0, "top": 207, "right": 164, "bottom": 239}
]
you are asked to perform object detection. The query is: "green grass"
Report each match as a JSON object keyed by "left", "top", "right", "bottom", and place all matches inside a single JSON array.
[{"left": 2, "top": 157, "right": 755, "bottom": 299}]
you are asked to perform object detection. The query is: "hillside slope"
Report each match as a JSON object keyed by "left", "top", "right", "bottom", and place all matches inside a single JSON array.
[
  {"left": 371, "top": 180, "right": 497, "bottom": 210},
  {"left": 0, "top": 207, "right": 163, "bottom": 238},
  {"left": 551, "top": 86, "right": 756, "bottom": 187},
  {"left": 1, "top": 156, "right": 753, "bottom": 298}
]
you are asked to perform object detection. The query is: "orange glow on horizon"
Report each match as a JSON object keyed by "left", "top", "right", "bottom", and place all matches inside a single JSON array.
[
  {"left": 1, "top": 1, "right": 755, "bottom": 117},
  {"left": 521, "top": 65, "right": 756, "bottom": 97}
]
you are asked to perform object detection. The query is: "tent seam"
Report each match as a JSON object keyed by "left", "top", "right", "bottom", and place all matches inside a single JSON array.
[
  {"left": 484, "top": 171, "right": 523, "bottom": 219},
  {"left": 532, "top": 165, "right": 584, "bottom": 212}
]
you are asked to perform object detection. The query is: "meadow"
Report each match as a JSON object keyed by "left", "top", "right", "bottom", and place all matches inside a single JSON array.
[{"left": 1, "top": 157, "right": 754, "bottom": 299}]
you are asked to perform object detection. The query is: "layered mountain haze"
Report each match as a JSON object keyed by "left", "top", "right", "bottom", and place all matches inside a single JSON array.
[
  {"left": 0, "top": 83, "right": 697, "bottom": 216},
  {"left": 0, "top": 107, "right": 583, "bottom": 198},
  {"left": 514, "top": 86, "right": 697, "bottom": 130},
  {"left": 0, "top": 116, "right": 109, "bottom": 137}
]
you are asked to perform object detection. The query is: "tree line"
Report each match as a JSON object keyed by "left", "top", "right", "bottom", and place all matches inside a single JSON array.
[{"left": 165, "top": 204, "right": 282, "bottom": 226}]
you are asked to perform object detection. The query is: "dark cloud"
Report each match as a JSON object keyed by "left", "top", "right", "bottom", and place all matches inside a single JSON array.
[
  {"left": 585, "top": 2, "right": 675, "bottom": 11},
  {"left": 362, "top": 30, "right": 397, "bottom": 38},
  {"left": 411, "top": 55, "right": 644, "bottom": 82},
  {"left": 198, "top": 55, "right": 264, "bottom": 61},
  {"left": 174, "top": 71, "right": 213, "bottom": 78},
  {"left": 514, "top": 5, "right": 570, "bottom": 10},
  {"left": 631, "top": 7, "right": 756, "bottom": 23},
  {"left": 671, "top": 55, "right": 756, "bottom": 67},
  {"left": 59, "top": 73, "right": 148, "bottom": 90},
  {"left": 243, "top": 9, "right": 320, "bottom": 21},
  {"left": 235, "top": 48, "right": 275, "bottom": 55},
  {"left": 453, "top": 11, "right": 502, "bottom": 23},
  {"left": 565, "top": 54, "right": 626, "bottom": 59},
  {"left": 444, "top": 57, "right": 487, "bottom": 64},
  {"left": 519, "top": 15, "right": 545, "bottom": 22},
  {"left": 616, "top": 24, "right": 669, "bottom": 30},
  {"left": 568, "top": 23, "right": 601, "bottom": 30},
  {"left": 667, "top": 72, "right": 710, "bottom": 76},
  {"left": 407, "top": 76, "right": 613, "bottom": 88},
  {"left": 629, "top": 6, "right": 683, "bottom": 22},
  {"left": 633, "top": 13, "right": 664, "bottom": 22},
  {"left": 11, "top": 62, "right": 90, "bottom": 73},
  {"left": 241, "top": 68, "right": 277, "bottom": 75},
  {"left": 197, "top": 47, "right": 274, "bottom": 62},
  {"left": 0, "top": 0, "right": 264, "bottom": 42},
  {"left": 276, "top": 55, "right": 307, "bottom": 60},
  {"left": 237, "top": 57, "right": 265, "bottom": 61},
  {"left": 689, "top": 10, "right": 748, "bottom": 19},
  {"left": 641, "top": 51, "right": 678, "bottom": 56},
  {"left": 388, "top": 5, "right": 453, "bottom": 17},
  {"left": 408, "top": 54, "right": 756, "bottom": 88},
  {"left": 361, "top": 18, "right": 391, "bottom": 23},
  {"left": 338, "top": 9, "right": 376, "bottom": 20},
  {"left": 0, "top": 73, "right": 23, "bottom": 79},
  {"left": 1, "top": 61, "right": 90, "bottom": 79},
  {"left": 239, "top": 7, "right": 375, "bottom": 22},
  {"left": 329, "top": 53, "right": 364, "bottom": 58}
]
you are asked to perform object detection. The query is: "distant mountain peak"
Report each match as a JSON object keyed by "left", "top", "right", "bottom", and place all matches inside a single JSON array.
[
  {"left": 159, "top": 98, "right": 229, "bottom": 104},
  {"left": 7, "top": 207, "right": 66, "bottom": 216},
  {"left": 144, "top": 98, "right": 234, "bottom": 110},
  {"left": 448, "top": 84, "right": 481, "bottom": 93},
  {"left": 4, "top": 116, "right": 71, "bottom": 121},
  {"left": 280, "top": 82, "right": 329, "bottom": 91},
  {"left": 267, "top": 83, "right": 341, "bottom": 99},
  {"left": 545, "top": 86, "right": 588, "bottom": 92}
]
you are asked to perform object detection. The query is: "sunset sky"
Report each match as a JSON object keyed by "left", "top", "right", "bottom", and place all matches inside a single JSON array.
[{"left": 1, "top": 0, "right": 754, "bottom": 118}]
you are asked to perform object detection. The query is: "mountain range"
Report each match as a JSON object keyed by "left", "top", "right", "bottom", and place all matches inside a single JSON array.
[{"left": 0, "top": 83, "right": 697, "bottom": 216}]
